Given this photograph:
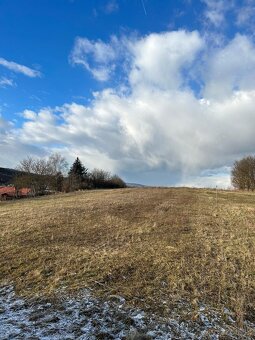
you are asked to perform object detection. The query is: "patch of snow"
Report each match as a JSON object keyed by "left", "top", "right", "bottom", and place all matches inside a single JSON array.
[{"left": 0, "top": 285, "right": 254, "bottom": 339}]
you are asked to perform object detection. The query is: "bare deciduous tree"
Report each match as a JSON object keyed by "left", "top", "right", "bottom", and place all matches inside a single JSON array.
[
  {"left": 14, "top": 153, "right": 68, "bottom": 195},
  {"left": 231, "top": 156, "right": 255, "bottom": 191}
]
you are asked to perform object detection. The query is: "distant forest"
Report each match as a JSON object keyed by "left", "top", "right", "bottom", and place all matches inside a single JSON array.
[{"left": 0, "top": 167, "right": 21, "bottom": 185}]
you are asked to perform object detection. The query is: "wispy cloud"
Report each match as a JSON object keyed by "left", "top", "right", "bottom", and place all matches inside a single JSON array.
[
  {"left": 236, "top": 0, "right": 255, "bottom": 29},
  {"left": 202, "top": 0, "right": 255, "bottom": 31},
  {"left": 0, "top": 57, "right": 41, "bottom": 78},
  {"left": 104, "top": 0, "right": 119, "bottom": 14},
  {"left": 93, "top": 0, "right": 119, "bottom": 17},
  {"left": 70, "top": 37, "right": 117, "bottom": 81},
  {"left": 0, "top": 77, "right": 16, "bottom": 88},
  {"left": 202, "top": 0, "right": 233, "bottom": 27}
]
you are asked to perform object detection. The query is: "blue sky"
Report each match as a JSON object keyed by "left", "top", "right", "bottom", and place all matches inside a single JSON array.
[{"left": 1, "top": 0, "right": 255, "bottom": 187}]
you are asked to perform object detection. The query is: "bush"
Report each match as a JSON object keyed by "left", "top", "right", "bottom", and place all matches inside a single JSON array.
[{"left": 90, "top": 169, "right": 126, "bottom": 189}]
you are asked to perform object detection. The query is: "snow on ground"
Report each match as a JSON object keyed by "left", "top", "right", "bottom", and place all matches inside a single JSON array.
[{"left": 0, "top": 285, "right": 254, "bottom": 339}]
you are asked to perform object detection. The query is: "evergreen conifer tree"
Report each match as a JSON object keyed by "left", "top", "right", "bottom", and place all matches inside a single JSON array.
[{"left": 68, "top": 157, "right": 88, "bottom": 190}]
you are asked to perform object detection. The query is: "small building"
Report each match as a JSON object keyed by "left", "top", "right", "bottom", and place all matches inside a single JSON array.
[{"left": 0, "top": 186, "right": 32, "bottom": 200}]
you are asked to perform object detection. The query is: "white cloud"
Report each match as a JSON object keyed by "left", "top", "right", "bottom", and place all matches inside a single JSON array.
[
  {"left": 0, "top": 77, "right": 16, "bottom": 88},
  {"left": 202, "top": 0, "right": 233, "bottom": 27},
  {"left": 70, "top": 30, "right": 204, "bottom": 87},
  {"left": 22, "top": 109, "right": 37, "bottom": 120},
  {"left": 0, "top": 139, "right": 45, "bottom": 169},
  {"left": 3, "top": 30, "right": 255, "bottom": 187},
  {"left": 204, "top": 34, "right": 255, "bottom": 100},
  {"left": 19, "top": 108, "right": 60, "bottom": 143},
  {"left": 237, "top": 6, "right": 253, "bottom": 25},
  {"left": 0, "top": 57, "right": 41, "bottom": 78},
  {"left": 12, "top": 88, "right": 255, "bottom": 186},
  {"left": 0, "top": 115, "right": 11, "bottom": 132},
  {"left": 128, "top": 30, "right": 204, "bottom": 90},
  {"left": 236, "top": 0, "right": 255, "bottom": 29},
  {"left": 70, "top": 37, "right": 117, "bottom": 81},
  {"left": 177, "top": 168, "right": 232, "bottom": 188},
  {"left": 104, "top": 0, "right": 119, "bottom": 14},
  {"left": 202, "top": 0, "right": 255, "bottom": 32}
]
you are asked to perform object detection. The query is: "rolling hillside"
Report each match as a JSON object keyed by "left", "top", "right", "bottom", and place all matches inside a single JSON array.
[{"left": 0, "top": 167, "right": 19, "bottom": 185}]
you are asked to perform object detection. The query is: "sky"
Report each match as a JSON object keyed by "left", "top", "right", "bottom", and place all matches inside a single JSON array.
[{"left": 1, "top": 0, "right": 255, "bottom": 187}]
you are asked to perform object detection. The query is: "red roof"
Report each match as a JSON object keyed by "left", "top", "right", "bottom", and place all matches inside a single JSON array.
[
  {"left": 19, "top": 188, "right": 31, "bottom": 195},
  {"left": 0, "top": 187, "right": 31, "bottom": 196},
  {"left": 0, "top": 187, "right": 16, "bottom": 195}
]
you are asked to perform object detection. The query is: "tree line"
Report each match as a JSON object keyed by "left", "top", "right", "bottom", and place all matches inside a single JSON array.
[
  {"left": 231, "top": 156, "right": 255, "bottom": 190},
  {"left": 12, "top": 153, "right": 255, "bottom": 193},
  {"left": 13, "top": 154, "right": 126, "bottom": 195}
]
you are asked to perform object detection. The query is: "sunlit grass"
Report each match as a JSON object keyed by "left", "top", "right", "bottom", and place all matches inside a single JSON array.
[{"left": 0, "top": 187, "right": 254, "bottom": 325}]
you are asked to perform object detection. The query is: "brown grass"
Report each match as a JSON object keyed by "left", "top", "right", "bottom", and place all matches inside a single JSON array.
[{"left": 0, "top": 187, "right": 254, "bottom": 324}]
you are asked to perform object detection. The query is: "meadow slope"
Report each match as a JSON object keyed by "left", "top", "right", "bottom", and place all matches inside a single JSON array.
[{"left": 0, "top": 188, "right": 254, "bottom": 333}]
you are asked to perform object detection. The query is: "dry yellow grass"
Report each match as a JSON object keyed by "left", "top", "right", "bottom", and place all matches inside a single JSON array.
[{"left": 0, "top": 187, "right": 254, "bottom": 325}]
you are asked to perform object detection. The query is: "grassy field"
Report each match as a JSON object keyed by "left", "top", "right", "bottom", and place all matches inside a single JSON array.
[{"left": 0, "top": 187, "right": 254, "bottom": 327}]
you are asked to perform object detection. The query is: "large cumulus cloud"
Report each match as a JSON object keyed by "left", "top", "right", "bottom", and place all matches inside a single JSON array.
[{"left": 2, "top": 30, "right": 255, "bottom": 187}]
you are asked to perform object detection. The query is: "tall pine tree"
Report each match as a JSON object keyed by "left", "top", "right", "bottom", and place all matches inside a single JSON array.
[{"left": 68, "top": 157, "right": 88, "bottom": 190}]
